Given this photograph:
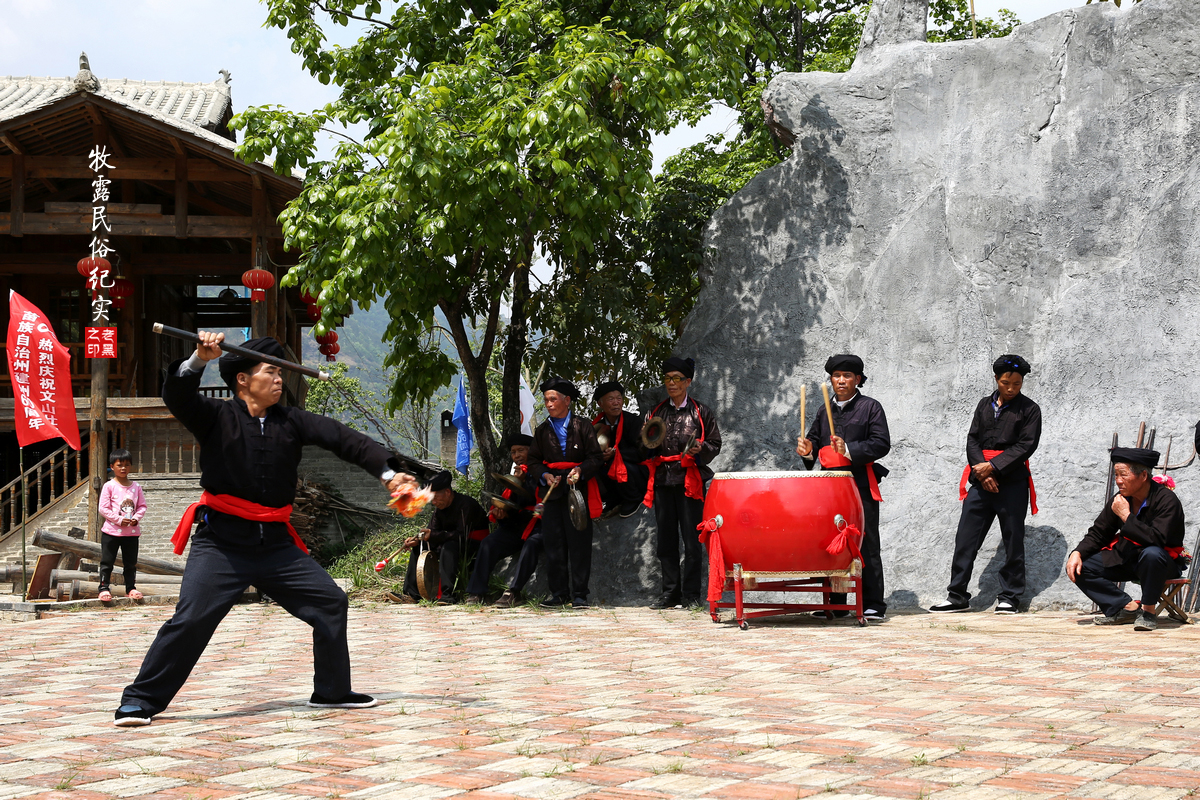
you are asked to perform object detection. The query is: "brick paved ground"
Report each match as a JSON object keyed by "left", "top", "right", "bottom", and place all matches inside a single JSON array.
[{"left": 2, "top": 604, "right": 1200, "bottom": 799}]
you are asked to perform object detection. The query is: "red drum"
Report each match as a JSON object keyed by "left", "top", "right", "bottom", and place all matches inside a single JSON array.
[{"left": 703, "top": 470, "right": 865, "bottom": 573}]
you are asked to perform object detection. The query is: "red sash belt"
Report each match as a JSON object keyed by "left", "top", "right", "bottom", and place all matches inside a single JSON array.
[
  {"left": 642, "top": 453, "right": 704, "bottom": 507},
  {"left": 818, "top": 446, "right": 882, "bottom": 502},
  {"left": 959, "top": 449, "right": 1038, "bottom": 514},
  {"left": 172, "top": 490, "right": 305, "bottom": 555},
  {"left": 593, "top": 413, "right": 627, "bottom": 482},
  {"left": 697, "top": 517, "right": 724, "bottom": 603},
  {"left": 544, "top": 461, "right": 602, "bottom": 519},
  {"left": 491, "top": 467, "right": 541, "bottom": 539}
]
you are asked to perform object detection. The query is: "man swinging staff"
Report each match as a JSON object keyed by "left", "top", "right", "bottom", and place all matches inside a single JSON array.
[{"left": 114, "top": 331, "right": 415, "bottom": 727}]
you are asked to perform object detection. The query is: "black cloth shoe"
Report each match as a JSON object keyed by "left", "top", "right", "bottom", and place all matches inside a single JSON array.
[
  {"left": 114, "top": 704, "right": 152, "bottom": 727},
  {"left": 307, "top": 692, "right": 378, "bottom": 708},
  {"left": 682, "top": 597, "right": 705, "bottom": 611},
  {"left": 929, "top": 599, "right": 970, "bottom": 613},
  {"left": 539, "top": 597, "right": 568, "bottom": 609},
  {"left": 572, "top": 597, "right": 590, "bottom": 609},
  {"left": 650, "top": 596, "right": 680, "bottom": 610},
  {"left": 494, "top": 590, "right": 519, "bottom": 608},
  {"left": 1134, "top": 611, "right": 1158, "bottom": 631},
  {"left": 1094, "top": 607, "right": 1139, "bottom": 626}
]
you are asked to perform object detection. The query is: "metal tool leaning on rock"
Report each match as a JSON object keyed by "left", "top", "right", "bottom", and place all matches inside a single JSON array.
[
  {"left": 795, "top": 354, "right": 891, "bottom": 622},
  {"left": 114, "top": 331, "right": 417, "bottom": 728},
  {"left": 527, "top": 377, "right": 604, "bottom": 608},
  {"left": 930, "top": 355, "right": 1041, "bottom": 616},
  {"left": 1066, "top": 447, "right": 1187, "bottom": 631},
  {"left": 642, "top": 357, "right": 722, "bottom": 611}
]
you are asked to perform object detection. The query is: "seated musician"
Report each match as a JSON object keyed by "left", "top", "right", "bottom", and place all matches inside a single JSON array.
[
  {"left": 394, "top": 470, "right": 489, "bottom": 604},
  {"left": 465, "top": 434, "right": 540, "bottom": 605},
  {"left": 1066, "top": 447, "right": 1186, "bottom": 631},
  {"left": 592, "top": 381, "right": 648, "bottom": 519}
]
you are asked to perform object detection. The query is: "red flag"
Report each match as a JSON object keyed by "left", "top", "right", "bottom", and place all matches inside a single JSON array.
[{"left": 6, "top": 291, "right": 80, "bottom": 450}]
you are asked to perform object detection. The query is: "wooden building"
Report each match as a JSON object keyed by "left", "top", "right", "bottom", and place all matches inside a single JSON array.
[{"left": 0, "top": 54, "right": 311, "bottom": 543}]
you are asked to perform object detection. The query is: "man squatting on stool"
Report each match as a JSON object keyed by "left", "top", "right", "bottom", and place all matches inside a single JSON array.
[{"left": 114, "top": 332, "right": 415, "bottom": 727}]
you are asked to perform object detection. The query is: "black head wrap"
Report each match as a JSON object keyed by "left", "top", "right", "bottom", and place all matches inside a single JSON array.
[
  {"left": 662, "top": 356, "right": 695, "bottom": 379},
  {"left": 428, "top": 470, "right": 454, "bottom": 491},
  {"left": 992, "top": 354, "right": 1031, "bottom": 377},
  {"left": 503, "top": 433, "right": 534, "bottom": 449},
  {"left": 539, "top": 377, "right": 580, "bottom": 401},
  {"left": 218, "top": 337, "right": 287, "bottom": 390},
  {"left": 825, "top": 353, "right": 866, "bottom": 385},
  {"left": 1110, "top": 447, "right": 1160, "bottom": 469},
  {"left": 593, "top": 381, "right": 625, "bottom": 403}
]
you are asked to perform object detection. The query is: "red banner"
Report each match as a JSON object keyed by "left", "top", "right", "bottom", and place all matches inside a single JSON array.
[{"left": 6, "top": 291, "right": 81, "bottom": 450}]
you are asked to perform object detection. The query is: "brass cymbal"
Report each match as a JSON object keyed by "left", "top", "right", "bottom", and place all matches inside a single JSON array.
[
  {"left": 642, "top": 416, "right": 666, "bottom": 449},
  {"left": 491, "top": 472, "right": 533, "bottom": 500},
  {"left": 484, "top": 492, "right": 521, "bottom": 513}
]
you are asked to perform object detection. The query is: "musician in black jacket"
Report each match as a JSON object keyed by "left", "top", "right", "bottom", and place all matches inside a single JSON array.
[
  {"left": 397, "top": 470, "right": 490, "bottom": 603},
  {"left": 643, "top": 357, "right": 722, "bottom": 610},
  {"left": 1067, "top": 447, "right": 1185, "bottom": 631},
  {"left": 796, "top": 354, "right": 891, "bottom": 621},
  {"left": 930, "top": 355, "right": 1041, "bottom": 615},
  {"left": 592, "top": 381, "right": 647, "bottom": 518},
  {"left": 464, "top": 434, "right": 540, "bottom": 604},
  {"left": 527, "top": 378, "right": 604, "bottom": 608},
  {"left": 116, "top": 332, "right": 413, "bottom": 727}
]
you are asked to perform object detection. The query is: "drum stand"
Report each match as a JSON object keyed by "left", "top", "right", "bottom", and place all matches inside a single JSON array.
[{"left": 711, "top": 562, "right": 866, "bottom": 629}]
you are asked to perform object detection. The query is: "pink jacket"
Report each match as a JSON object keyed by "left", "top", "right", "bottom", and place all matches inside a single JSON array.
[{"left": 98, "top": 479, "right": 147, "bottom": 537}]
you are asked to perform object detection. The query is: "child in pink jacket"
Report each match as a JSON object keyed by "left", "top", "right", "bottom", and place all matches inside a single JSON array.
[{"left": 98, "top": 449, "right": 147, "bottom": 601}]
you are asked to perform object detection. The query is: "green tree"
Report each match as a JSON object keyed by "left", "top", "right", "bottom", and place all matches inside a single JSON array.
[{"left": 234, "top": 0, "right": 761, "bottom": 478}]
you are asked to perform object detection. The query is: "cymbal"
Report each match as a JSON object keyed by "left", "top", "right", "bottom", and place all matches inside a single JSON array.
[
  {"left": 491, "top": 472, "right": 533, "bottom": 500},
  {"left": 484, "top": 492, "right": 521, "bottom": 514}
]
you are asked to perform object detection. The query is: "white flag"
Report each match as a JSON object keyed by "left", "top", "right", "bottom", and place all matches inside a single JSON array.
[{"left": 519, "top": 375, "right": 536, "bottom": 435}]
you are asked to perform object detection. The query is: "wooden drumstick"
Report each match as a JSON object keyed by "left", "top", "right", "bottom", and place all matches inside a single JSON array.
[
  {"left": 799, "top": 384, "right": 806, "bottom": 436},
  {"left": 821, "top": 381, "right": 836, "bottom": 441}
]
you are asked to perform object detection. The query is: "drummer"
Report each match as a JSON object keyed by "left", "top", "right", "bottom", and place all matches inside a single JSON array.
[
  {"left": 393, "top": 470, "right": 489, "bottom": 604},
  {"left": 527, "top": 378, "right": 604, "bottom": 608},
  {"left": 464, "top": 434, "right": 540, "bottom": 605},
  {"left": 795, "top": 354, "right": 891, "bottom": 622},
  {"left": 592, "top": 381, "right": 648, "bottom": 519},
  {"left": 643, "top": 357, "right": 722, "bottom": 610}
]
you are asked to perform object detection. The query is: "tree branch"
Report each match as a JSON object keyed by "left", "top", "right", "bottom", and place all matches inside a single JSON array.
[{"left": 314, "top": 0, "right": 398, "bottom": 31}]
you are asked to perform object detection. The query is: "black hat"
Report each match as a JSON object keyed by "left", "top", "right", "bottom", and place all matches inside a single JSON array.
[
  {"left": 1110, "top": 448, "right": 1160, "bottom": 469},
  {"left": 825, "top": 354, "right": 866, "bottom": 385},
  {"left": 539, "top": 377, "right": 580, "bottom": 400},
  {"left": 218, "top": 337, "right": 286, "bottom": 390},
  {"left": 593, "top": 381, "right": 625, "bottom": 402},
  {"left": 503, "top": 433, "right": 534, "bottom": 449},
  {"left": 429, "top": 470, "right": 453, "bottom": 491},
  {"left": 662, "top": 356, "right": 695, "bottom": 379},
  {"left": 993, "top": 354, "right": 1031, "bottom": 377}
]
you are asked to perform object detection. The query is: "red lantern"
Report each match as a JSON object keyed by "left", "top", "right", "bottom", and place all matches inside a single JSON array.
[
  {"left": 318, "top": 342, "right": 340, "bottom": 362},
  {"left": 306, "top": 304, "right": 322, "bottom": 322},
  {"left": 76, "top": 256, "right": 111, "bottom": 280},
  {"left": 241, "top": 268, "right": 275, "bottom": 302},
  {"left": 300, "top": 290, "right": 318, "bottom": 306},
  {"left": 315, "top": 330, "right": 338, "bottom": 346},
  {"left": 109, "top": 277, "right": 135, "bottom": 311}
]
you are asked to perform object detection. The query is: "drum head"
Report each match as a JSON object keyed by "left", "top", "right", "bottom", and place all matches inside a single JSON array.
[
  {"left": 568, "top": 487, "right": 589, "bottom": 530},
  {"left": 415, "top": 549, "right": 440, "bottom": 600},
  {"left": 492, "top": 473, "right": 533, "bottom": 501}
]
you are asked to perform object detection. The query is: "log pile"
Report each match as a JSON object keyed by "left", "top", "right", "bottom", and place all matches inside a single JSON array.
[
  {"left": 291, "top": 475, "right": 392, "bottom": 553},
  {"left": 7, "top": 529, "right": 187, "bottom": 602}
]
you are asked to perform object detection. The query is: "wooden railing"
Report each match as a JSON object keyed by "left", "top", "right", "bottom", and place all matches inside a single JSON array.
[
  {"left": 0, "top": 434, "right": 89, "bottom": 540},
  {"left": 124, "top": 420, "right": 199, "bottom": 474}
]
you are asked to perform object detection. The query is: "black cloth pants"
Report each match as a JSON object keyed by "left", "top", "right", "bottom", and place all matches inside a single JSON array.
[
  {"left": 830, "top": 496, "right": 885, "bottom": 613},
  {"left": 403, "top": 538, "right": 479, "bottom": 600},
  {"left": 947, "top": 481, "right": 1029, "bottom": 605},
  {"left": 508, "top": 531, "right": 544, "bottom": 594},
  {"left": 121, "top": 533, "right": 351, "bottom": 715},
  {"left": 99, "top": 533, "right": 139, "bottom": 591},
  {"left": 1076, "top": 547, "right": 1180, "bottom": 617},
  {"left": 541, "top": 499, "right": 592, "bottom": 601},
  {"left": 597, "top": 463, "right": 649, "bottom": 511},
  {"left": 653, "top": 483, "right": 705, "bottom": 602},
  {"left": 466, "top": 528, "right": 524, "bottom": 597}
]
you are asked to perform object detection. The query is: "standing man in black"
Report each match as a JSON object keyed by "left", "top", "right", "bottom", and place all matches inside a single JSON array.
[
  {"left": 643, "top": 357, "right": 722, "bottom": 610},
  {"left": 592, "top": 381, "right": 647, "bottom": 519},
  {"left": 795, "top": 354, "right": 891, "bottom": 622},
  {"left": 930, "top": 355, "right": 1041, "bottom": 615},
  {"left": 397, "top": 470, "right": 490, "bottom": 603},
  {"left": 1067, "top": 447, "right": 1184, "bottom": 631},
  {"left": 527, "top": 378, "right": 604, "bottom": 608},
  {"left": 115, "top": 332, "right": 414, "bottom": 727}
]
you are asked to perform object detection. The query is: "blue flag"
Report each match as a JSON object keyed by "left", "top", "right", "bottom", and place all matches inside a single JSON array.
[{"left": 452, "top": 376, "right": 473, "bottom": 475}]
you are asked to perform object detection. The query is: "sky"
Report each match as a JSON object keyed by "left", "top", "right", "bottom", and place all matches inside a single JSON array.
[{"left": 3, "top": 0, "right": 1096, "bottom": 171}]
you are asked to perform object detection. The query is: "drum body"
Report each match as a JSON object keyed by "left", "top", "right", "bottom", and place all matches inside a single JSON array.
[{"left": 703, "top": 470, "right": 865, "bottom": 573}]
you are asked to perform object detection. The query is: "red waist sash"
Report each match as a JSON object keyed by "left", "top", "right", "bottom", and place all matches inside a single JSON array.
[
  {"left": 172, "top": 490, "right": 305, "bottom": 555},
  {"left": 818, "top": 446, "right": 881, "bottom": 502},
  {"left": 959, "top": 449, "right": 1038, "bottom": 514},
  {"left": 544, "top": 461, "right": 602, "bottom": 519},
  {"left": 642, "top": 453, "right": 704, "bottom": 507}
]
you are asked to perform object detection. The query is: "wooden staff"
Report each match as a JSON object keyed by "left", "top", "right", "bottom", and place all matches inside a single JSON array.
[
  {"left": 799, "top": 384, "right": 806, "bottom": 436},
  {"left": 821, "top": 381, "right": 836, "bottom": 440},
  {"left": 153, "top": 322, "right": 330, "bottom": 381}
]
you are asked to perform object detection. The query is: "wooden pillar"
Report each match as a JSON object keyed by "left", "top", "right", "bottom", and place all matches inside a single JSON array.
[{"left": 10, "top": 154, "right": 23, "bottom": 238}]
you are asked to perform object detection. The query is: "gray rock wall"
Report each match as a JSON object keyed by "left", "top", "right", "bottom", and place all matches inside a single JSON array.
[{"left": 673, "top": 0, "right": 1200, "bottom": 611}]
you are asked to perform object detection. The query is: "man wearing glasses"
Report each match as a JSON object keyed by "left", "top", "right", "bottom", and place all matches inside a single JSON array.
[{"left": 642, "top": 357, "right": 722, "bottom": 609}]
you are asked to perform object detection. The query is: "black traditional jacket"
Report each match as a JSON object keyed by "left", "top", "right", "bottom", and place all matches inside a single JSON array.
[
  {"left": 595, "top": 410, "right": 645, "bottom": 477},
  {"left": 164, "top": 357, "right": 398, "bottom": 548},
  {"left": 642, "top": 396, "right": 722, "bottom": 486},
  {"left": 494, "top": 468, "right": 539, "bottom": 538},
  {"left": 428, "top": 492, "right": 491, "bottom": 547},
  {"left": 965, "top": 392, "right": 1041, "bottom": 487},
  {"left": 803, "top": 392, "right": 891, "bottom": 501},
  {"left": 527, "top": 412, "right": 604, "bottom": 500},
  {"left": 1074, "top": 480, "right": 1186, "bottom": 567}
]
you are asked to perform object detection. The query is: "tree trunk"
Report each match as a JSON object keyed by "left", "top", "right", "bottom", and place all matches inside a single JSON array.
[{"left": 501, "top": 258, "right": 532, "bottom": 471}]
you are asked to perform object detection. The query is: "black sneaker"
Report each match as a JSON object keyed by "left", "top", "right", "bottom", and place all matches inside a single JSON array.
[
  {"left": 650, "top": 596, "right": 680, "bottom": 610},
  {"left": 539, "top": 597, "right": 568, "bottom": 609},
  {"left": 682, "top": 598, "right": 705, "bottom": 611},
  {"left": 307, "top": 692, "right": 378, "bottom": 709},
  {"left": 114, "top": 704, "right": 152, "bottom": 727},
  {"left": 1133, "top": 611, "right": 1158, "bottom": 631},
  {"left": 929, "top": 599, "right": 970, "bottom": 613},
  {"left": 572, "top": 597, "right": 590, "bottom": 609},
  {"left": 994, "top": 600, "right": 1018, "bottom": 615},
  {"left": 1094, "top": 607, "right": 1139, "bottom": 626},
  {"left": 863, "top": 608, "right": 887, "bottom": 622}
]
